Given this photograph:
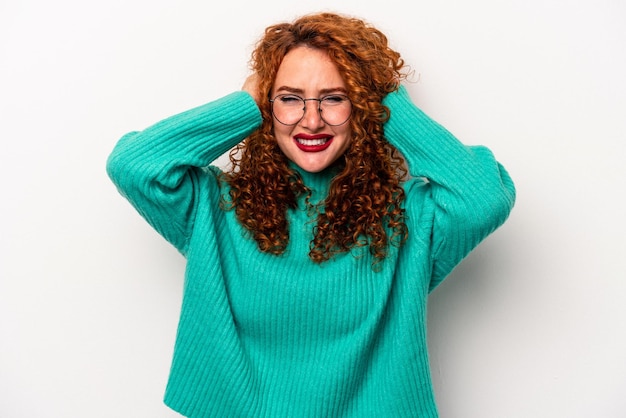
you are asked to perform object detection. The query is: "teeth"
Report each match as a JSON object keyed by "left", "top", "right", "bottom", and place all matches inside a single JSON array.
[{"left": 296, "top": 138, "right": 328, "bottom": 146}]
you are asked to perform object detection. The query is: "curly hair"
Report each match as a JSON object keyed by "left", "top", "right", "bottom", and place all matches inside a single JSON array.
[{"left": 224, "top": 12, "right": 409, "bottom": 267}]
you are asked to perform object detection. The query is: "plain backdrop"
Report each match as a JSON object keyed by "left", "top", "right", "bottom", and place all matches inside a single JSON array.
[{"left": 1, "top": 0, "right": 625, "bottom": 417}]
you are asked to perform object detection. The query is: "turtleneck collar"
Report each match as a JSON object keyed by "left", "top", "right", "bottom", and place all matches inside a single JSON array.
[{"left": 289, "top": 161, "right": 343, "bottom": 205}]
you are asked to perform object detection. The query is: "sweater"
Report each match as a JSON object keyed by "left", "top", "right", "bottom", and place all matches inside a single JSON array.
[{"left": 106, "top": 86, "right": 516, "bottom": 417}]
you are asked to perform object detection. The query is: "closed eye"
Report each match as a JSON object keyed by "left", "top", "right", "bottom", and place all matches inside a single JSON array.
[
  {"left": 277, "top": 94, "right": 303, "bottom": 105},
  {"left": 321, "top": 95, "right": 349, "bottom": 105}
]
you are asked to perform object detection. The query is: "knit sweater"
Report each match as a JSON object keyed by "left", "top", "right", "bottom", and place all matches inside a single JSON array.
[{"left": 107, "top": 86, "right": 515, "bottom": 417}]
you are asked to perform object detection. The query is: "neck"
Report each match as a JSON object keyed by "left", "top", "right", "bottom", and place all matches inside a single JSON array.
[{"left": 289, "top": 161, "right": 343, "bottom": 205}]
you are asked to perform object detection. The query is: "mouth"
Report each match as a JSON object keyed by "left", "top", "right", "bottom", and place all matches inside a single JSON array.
[{"left": 294, "top": 134, "right": 333, "bottom": 152}]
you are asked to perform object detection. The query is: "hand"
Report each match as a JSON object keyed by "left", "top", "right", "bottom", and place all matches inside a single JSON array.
[{"left": 242, "top": 73, "right": 261, "bottom": 106}]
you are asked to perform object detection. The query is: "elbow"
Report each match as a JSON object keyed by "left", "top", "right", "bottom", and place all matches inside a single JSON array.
[
  {"left": 105, "top": 149, "right": 122, "bottom": 186},
  {"left": 474, "top": 173, "right": 516, "bottom": 236},
  {"left": 492, "top": 162, "right": 516, "bottom": 226},
  {"left": 106, "top": 131, "right": 141, "bottom": 191}
]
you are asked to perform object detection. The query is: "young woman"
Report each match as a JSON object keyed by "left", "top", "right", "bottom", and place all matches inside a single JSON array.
[{"left": 107, "top": 12, "right": 515, "bottom": 417}]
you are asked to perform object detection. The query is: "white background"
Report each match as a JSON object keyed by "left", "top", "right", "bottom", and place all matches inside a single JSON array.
[{"left": 1, "top": 0, "right": 625, "bottom": 417}]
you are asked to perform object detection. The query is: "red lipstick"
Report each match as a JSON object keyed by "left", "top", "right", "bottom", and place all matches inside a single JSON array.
[{"left": 293, "top": 134, "right": 333, "bottom": 152}]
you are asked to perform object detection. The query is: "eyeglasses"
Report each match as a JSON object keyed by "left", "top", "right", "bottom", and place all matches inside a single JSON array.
[{"left": 269, "top": 94, "right": 352, "bottom": 126}]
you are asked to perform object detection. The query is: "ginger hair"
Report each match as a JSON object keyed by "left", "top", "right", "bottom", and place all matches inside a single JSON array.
[{"left": 224, "top": 12, "right": 409, "bottom": 266}]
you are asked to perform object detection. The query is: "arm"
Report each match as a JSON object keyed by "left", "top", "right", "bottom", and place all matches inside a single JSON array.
[
  {"left": 106, "top": 91, "right": 262, "bottom": 254},
  {"left": 383, "top": 86, "right": 516, "bottom": 291}
]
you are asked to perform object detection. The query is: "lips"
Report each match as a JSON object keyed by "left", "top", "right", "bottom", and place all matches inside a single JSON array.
[{"left": 294, "top": 134, "right": 333, "bottom": 152}]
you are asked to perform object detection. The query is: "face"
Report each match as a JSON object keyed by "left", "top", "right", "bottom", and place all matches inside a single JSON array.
[{"left": 271, "top": 46, "right": 352, "bottom": 173}]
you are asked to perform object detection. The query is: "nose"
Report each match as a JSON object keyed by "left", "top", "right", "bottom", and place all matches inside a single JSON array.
[{"left": 300, "top": 100, "right": 325, "bottom": 130}]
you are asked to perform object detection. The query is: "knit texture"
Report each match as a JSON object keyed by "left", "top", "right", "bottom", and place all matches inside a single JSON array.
[{"left": 107, "top": 87, "right": 515, "bottom": 417}]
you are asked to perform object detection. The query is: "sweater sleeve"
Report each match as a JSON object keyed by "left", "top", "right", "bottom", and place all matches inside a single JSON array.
[
  {"left": 106, "top": 91, "right": 262, "bottom": 255},
  {"left": 382, "top": 86, "right": 516, "bottom": 291}
]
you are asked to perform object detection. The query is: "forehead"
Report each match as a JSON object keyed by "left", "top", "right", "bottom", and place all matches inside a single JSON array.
[{"left": 273, "top": 46, "right": 346, "bottom": 94}]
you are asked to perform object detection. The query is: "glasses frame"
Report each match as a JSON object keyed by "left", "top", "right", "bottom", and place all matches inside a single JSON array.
[{"left": 269, "top": 94, "right": 352, "bottom": 126}]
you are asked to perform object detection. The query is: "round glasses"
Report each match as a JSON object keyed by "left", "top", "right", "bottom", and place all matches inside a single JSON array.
[{"left": 269, "top": 94, "right": 352, "bottom": 126}]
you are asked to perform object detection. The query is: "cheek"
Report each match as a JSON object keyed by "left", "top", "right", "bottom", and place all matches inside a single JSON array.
[
  {"left": 272, "top": 121, "right": 293, "bottom": 150},
  {"left": 339, "top": 129, "right": 352, "bottom": 152}
]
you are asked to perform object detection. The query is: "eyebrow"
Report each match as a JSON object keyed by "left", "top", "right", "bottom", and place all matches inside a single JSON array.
[{"left": 274, "top": 86, "right": 348, "bottom": 95}]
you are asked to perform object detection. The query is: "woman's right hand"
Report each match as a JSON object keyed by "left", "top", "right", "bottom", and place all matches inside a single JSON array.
[{"left": 242, "top": 73, "right": 261, "bottom": 106}]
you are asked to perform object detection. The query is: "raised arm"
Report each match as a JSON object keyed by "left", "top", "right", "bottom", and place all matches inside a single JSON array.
[
  {"left": 383, "top": 86, "right": 516, "bottom": 290},
  {"left": 106, "top": 91, "right": 262, "bottom": 254}
]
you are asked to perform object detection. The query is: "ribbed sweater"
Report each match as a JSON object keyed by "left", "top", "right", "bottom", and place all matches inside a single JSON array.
[{"left": 106, "top": 86, "right": 515, "bottom": 417}]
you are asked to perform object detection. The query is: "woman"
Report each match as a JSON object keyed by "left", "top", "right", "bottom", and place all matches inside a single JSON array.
[{"left": 107, "top": 12, "right": 515, "bottom": 418}]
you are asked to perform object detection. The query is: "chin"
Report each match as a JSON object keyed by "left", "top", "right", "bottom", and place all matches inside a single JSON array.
[{"left": 296, "top": 163, "right": 328, "bottom": 173}]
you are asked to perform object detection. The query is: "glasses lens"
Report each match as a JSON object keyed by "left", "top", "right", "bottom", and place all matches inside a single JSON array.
[
  {"left": 319, "top": 95, "right": 351, "bottom": 126},
  {"left": 271, "top": 95, "right": 305, "bottom": 125},
  {"left": 271, "top": 94, "right": 351, "bottom": 126}
]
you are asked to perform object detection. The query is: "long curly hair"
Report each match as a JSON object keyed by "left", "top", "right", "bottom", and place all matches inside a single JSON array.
[{"left": 224, "top": 12, "right": 409, "bottom": 267}]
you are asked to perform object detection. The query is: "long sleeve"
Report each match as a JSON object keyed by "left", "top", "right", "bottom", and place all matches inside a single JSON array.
[
  {"left": 106, "top": 91, "right": 262, "bottom": 254},
  {"left": 383, "top": 86, "right": 516, "bottom": 291}
]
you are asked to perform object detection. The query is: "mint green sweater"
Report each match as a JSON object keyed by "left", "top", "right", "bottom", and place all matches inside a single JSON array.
[{"left": 107, "top": 86, "right": 515, "bottom": 417}]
